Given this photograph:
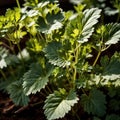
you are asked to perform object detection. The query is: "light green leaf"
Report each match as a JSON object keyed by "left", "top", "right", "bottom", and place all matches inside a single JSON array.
[
  {"left": 43, "top": 41, "right": 71, "bottom": 67},
  {"left": 7, "top": 79, "right": 29, "bottom": 106},
  {"left": 44, "top": 89, "right": 79, "bottom": 120},
  {"left": 81, "top": 89, "right": 106, "bottom": 117},
  {"left": 23, "top": 63, "right": 53, "bottom": 95}
]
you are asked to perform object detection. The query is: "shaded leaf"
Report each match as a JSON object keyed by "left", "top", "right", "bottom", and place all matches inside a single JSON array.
[
  {"left": 81, "top": 89, "right": 106, "bottom": 117},
  {"left": 7, "top": 79, "right": 29, "bottom": 106},
  {"left": 102, "top": 52, "right": 120, "bottom": 80},
  {"left": 105, "top": 114, "right": 120, "bottom": 120},
  {"left": 23, "top": 63, "right": 53, "bottom": 95},
  {"left": 105, "top": 23, "right": 120, "bottom": 45}
]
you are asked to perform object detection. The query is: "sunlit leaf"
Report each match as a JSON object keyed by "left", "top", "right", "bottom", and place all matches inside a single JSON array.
[
  {"left": 43, "top": 41, "right": 71, "bottom": 67},
  {"left": 44, "top": 89, "right": 79, "bottom": 120}
]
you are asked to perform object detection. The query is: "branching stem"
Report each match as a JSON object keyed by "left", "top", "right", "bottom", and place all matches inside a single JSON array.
[{"left": 93, "top": 50, "right": 101, "bottom": 67}]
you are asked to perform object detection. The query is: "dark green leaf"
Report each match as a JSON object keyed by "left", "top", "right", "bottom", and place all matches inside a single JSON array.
[
  {"left": 105, "top": 114, "right": 120, "bottom": 120},
  {"left": 81, "top": 89, "right": 106, "bottom": 117},
  {"left": 23, "top": 62, "right": 53, "bottom": 95},
  {"left": 102, "top": 52, "right": 120, "bottom": 80},
  {"left": 7, "top": 79, "right": 29, "bottom": 106}
]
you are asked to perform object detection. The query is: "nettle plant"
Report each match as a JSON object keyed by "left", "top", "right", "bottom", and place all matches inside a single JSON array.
[{"left": 0, "top": 0, "right": 120, "bottom": 120}]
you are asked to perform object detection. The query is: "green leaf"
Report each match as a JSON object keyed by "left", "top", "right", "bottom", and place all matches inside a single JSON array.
[
  {"left": 44, "top": 89, "right": 79, "bottom": 120},
  {"left": 102, "top": 52, "right": 120, "bottom": 80},
  {"left": 7, "top": 79, "right": 29, "bottom": 106},
  {"left": 23, "top": 62, "right": 53, "bottom": 95},
  {"left": 65, "top": 8, "right": 101, "bottom": 43},
  {"left": 43, "top": 41, "right": 71, "bottom": 67},
  {"left": 79, "top": 8, "right": 101, "bottom": 43},
  {"left": 81, "top": 89, "right": 106, "bottom": 117},
  {"left": 105, "top": 114, "right": 120, "bottom": 120},
  {"left": 104, "top": 23, "right": 120, "bottom": 45},
  {"left": 37, "top": 4, "right": 64, "bottom": 34}
]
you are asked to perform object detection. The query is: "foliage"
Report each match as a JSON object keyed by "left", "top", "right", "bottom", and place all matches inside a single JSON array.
[{"left": 0, "top": 0, "right": 120, "bottom": 119}]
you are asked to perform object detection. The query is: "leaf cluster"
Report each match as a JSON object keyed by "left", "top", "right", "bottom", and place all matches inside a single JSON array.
[{"left": 0, "top": 0, "right": 120, "bottom": 120}]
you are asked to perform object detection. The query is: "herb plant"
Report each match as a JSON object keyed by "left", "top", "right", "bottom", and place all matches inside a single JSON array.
[{"left": 0, "top": 0, "right": 120, "bottom": 120}]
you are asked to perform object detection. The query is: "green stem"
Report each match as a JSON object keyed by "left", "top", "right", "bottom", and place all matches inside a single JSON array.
[
  {"left": 73, "top": 44, "right": 80, "bottom": 86},
  {"left": 46, "top": 85, "right": 52, "bottom": 93},
  {"left": 93, "top": 51, "right": 101, "bottom": 67},
  {"left": 16, "top": 0, "right": 21, "bottom": 9},
  {"left": 17, "top": 43, "right": 25, "bottom": 70},
  {"left": 117, "top": 12, "right": 120, "bottom": 22},
  {"left": 5, "top": 36, "right": 16, "bottom": 54},
  {"left": 0, "top": 69, "right": 7, "bottom": 80}
]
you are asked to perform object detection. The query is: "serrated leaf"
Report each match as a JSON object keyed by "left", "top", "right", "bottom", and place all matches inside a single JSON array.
[
  {"left": 37, "top": 7, "right": 64, "bottom": 34},
  {"left": 7, "top": 79, "right": 29, "bottom": 106},
  {"left": 81, "top": 89, "right": 106, "bottom": 117},
  {"left": 43, "top": 41, "right": 70, "bottom": 67},
  {"left": 65, "top": 8, "right": 101, "bottom": 43},
  {"left": 79, "top": 8, "right": 101, "bottom": 43},
  {"left": 104, "top": 23, "right": 120, "bottom": 45},
  {"left": 102, "top": 52, "right": 120, "bottom": 80},
  {"left": 44, "top": 89, "right": 79, "bottom": 120},
  {"left": 23, "top": 63, "right": 53, "bottom": 95}
]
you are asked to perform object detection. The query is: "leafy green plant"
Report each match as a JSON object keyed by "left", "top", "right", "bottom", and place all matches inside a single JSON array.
[{"left": 0, "top": 0, "right": 120, "bottom": 119}]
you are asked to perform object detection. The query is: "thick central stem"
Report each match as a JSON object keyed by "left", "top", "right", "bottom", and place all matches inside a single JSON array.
[{"left": 73, "top": 44, "right": 80, "bottom": 83}]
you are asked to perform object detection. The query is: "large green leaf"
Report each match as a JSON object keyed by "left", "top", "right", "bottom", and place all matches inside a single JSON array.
[
  {"left": 37, "top": 3, "right": 64, "bottom": 34},
  {"left": 80, "top": 8, "right": 101, "bottom": 43},
  {"left": 81, "top": 89, "right": 106, "bottom": 117},
  {"left": 44, "top": 89, "right": 79, "bottom": 120},
  {"left": 44, "top": 41, "right": 71, "bottom": 67},
  {"left": 23, "top": 63, "right": 53, "bottom": 95},
  {"left": 7, "top": 79, "right": 29, "bottom": 106},
  {"left": 65, "top": 8, "right": 101, "bottom": 43}
]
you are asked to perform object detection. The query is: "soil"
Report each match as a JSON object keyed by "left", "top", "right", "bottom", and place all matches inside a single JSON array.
[
  {"left": 0, "top": 91, "right": 83, "bottom": 120},
  {"left": 0, "top": 91, "right": 47, "bottom": 120}
]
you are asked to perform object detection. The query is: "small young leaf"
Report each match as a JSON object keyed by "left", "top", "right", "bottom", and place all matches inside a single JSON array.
[
  {"left": 81, "top": 88, "right": 106, "bottom": 117},
  {"left": 44, "top": 89, "right": 79, "bottom": 120}
]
